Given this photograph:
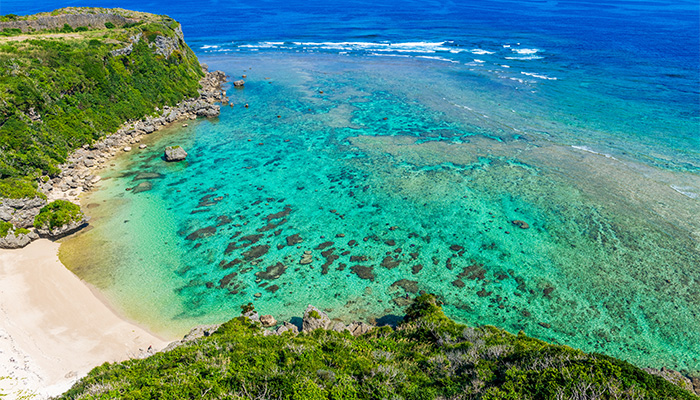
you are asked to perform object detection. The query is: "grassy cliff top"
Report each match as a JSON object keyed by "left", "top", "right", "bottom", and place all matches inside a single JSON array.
[{"left": 1, "top": 7, "right": 163, "bottom": 24}]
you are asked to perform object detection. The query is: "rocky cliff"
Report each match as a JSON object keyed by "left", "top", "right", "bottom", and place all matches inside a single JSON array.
[{"left": 0, "top": 13, "right": 136, "bottom": 33}]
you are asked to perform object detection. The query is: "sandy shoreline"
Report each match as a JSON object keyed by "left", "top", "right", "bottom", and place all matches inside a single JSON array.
[{"left": 0, "top": 239, "right": 168, "bottom": 399}]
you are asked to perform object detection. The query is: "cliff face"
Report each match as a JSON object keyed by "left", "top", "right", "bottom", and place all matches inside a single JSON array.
[{"left": 0, "top": 13, "right": 136, "bottom": 32}]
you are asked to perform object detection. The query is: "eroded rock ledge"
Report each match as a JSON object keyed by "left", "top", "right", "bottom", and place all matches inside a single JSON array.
[{"left": 162, "top": 304, "right": 374, "bottom": 354}]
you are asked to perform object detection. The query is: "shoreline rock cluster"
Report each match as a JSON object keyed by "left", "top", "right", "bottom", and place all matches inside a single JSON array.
[
  {"left": 163, "top": 305, "right": 374, "bottom": 354},
  {"left": 0, "top": 66, "right": 227, "bottom": 249}
]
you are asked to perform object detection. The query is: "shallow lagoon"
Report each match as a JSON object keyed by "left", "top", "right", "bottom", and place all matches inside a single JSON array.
[{"left": 61, "top": 53, "right": 700, "bottom": 372}]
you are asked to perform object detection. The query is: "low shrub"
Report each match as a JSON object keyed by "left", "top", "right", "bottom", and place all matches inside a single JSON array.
[
  {"left": 0, "top": 221, "right": 12, "bottom": 237},
  {"left": 34, "top": 200, "right": 83, "bottom": 230},
  {"left": 0, "top": 178, "right": 44, "bottom": 199}
]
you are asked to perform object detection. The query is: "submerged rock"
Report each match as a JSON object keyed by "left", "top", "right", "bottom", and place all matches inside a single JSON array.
[
  {"left": 350, "top": 265, "right": 375, "bottom": 281},
  {"left": 512, "top": 220, "right": 530, "bottom": 229},
  {"left": 164, "top": 146, "right": 188, "bottom": 162},
  {"left": 131, "top": 181, "right": 152, "bottom": 193}
]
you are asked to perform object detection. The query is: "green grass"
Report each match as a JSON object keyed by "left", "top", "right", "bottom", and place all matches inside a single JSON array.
[
  {"left": 0, "top": 221, "right": 12, "bottom": 237},
  {"left": 33, "top": 199, "right": 83, "bottom": 230},
  {"left": 59, "top": 294, "right": 695, "bottom": 399}
]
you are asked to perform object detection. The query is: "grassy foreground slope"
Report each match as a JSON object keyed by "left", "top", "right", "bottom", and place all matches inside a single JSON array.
[
  {"left": 60, "top": 295, "right": 694, "bottom": 400},
  {"left": 0, "top": 7, "right": 204, "bottom": 197}
]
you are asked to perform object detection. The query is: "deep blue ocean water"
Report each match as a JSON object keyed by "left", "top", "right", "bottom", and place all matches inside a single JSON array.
[{"left": 5, "top": 0, "right": 700, "bottom": 372}]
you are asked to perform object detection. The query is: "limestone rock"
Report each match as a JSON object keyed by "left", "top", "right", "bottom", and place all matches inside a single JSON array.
[
  {"left": 182, "top": 324, "right": 220, "bottom": 341},
  {"left": 161, "top": 324, "right": 220, "bottom": 352},
  {"left": 302, "top": 305, "right": 331, "bottom": 333},
  {"left": 329, "top": 320, "right": 350, "bottom": 333},
  {"left": 347, "top": 321, "right": 373, "bottom": 336},
  {"left": 275, "top": 321, "right": 299, "bottom": 335},
  {"left": 0, "top": 197, "right": 47, "bottom": 229},
  {"left": 233, "top": 80, "right": 245, "bottom": 87},
  {"left": 242, "top": 310, "right": 260, "bottom": 322},
  {"left": 0, "top": 230, "right": 38, "bottom": 249},
  {"left": 260, "top": 314, "right": 277, "bottom": 327},
  {"left": 164, "top": 146, "right": 188, "bottom": 162},
  {"left": 36, "top": 216, "right": 90, "bottom": 238}
]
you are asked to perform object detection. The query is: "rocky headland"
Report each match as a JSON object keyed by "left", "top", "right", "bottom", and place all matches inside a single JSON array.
[{"left": 0, "top": 8, "right": 229, "bottom": 249}]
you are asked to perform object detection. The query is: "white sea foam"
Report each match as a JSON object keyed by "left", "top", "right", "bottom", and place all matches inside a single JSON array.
[
  {"left": 571, "top": 145, "right": 617, "bottom": 160},
  {"left": 512, "top": 48, "right": 540, "bottom": 55},
  {"left": 201, "top": 45, "right": 219, "bottom": 49},
  {"left": 501, "top": 65, "right": 511, "bottom": 68},
  {"left": 235, "top": 41, "right": 455, "bottom": 54},
  {"left": 521, "top": 71, "right": 557, "bottom": 80},
  {"left": 473, "top": 59, "right": 485, "bottom": 63},
  {"left": 504, "top": 56, "right": 544, "bottom": 60},
  {"left": 470, "top": 49, "right": 495, "bottom": 55},
  {"left": 670, "top": 185, "right": 699, "bottom": 199},
  {"left": 416, "top": 55, "right": 460, "bottom": 63}
]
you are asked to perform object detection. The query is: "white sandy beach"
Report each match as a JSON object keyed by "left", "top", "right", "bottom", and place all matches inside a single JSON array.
[{"left": 0, "top": 239, "right": 169, "bottom": 399}]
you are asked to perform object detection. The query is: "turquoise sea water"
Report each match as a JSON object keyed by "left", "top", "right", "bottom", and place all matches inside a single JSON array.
[{"left": 7, "top": 0, "right": 698, "bottom": 372}]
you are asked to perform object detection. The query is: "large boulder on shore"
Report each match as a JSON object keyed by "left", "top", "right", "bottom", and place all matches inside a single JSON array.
[
  {"left": 164, "top": 146, "right": 188, "bottom": 162},
  {"left": 302, "top": 305, "right": 331, "bottom": 333},
  {"left": 36, "top": 216, "right": 90, "bottom": 238}
]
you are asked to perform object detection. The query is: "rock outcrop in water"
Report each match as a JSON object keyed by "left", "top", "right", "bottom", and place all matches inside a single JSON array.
[{"left": 164, "top": 146, "right": 188, "bottom": 162}]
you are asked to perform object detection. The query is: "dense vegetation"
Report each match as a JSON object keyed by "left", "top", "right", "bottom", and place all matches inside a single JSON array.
[
  {"left": 33, "top": 199, "right": 84, "bottom": 230},
  {"left": 34, "top": 200, "right": 85, "bottom": 229},
  {"left": 60, "top": 295, "right": 694, "bottom": 399},
  {"left": 0, "top": 8, "right": 204, "bottom": 197}
]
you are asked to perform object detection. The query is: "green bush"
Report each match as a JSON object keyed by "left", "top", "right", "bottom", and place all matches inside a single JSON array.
[
  {"left": 0, "top": 221, "right": 12, "bottom": 237},
  {"left": 75, "top": 26, "right": 89, "bottom": 32},
  {"left": 34, "top": 200, "right": 84, "bottom": 230},
  {"left": 0, "top": 178, "right": 44, "bottom": 199},
  {"left": 0, "top": 14, "right": 19, "bottom": 22},
  {"left": 104, "top": 21, "right": 115, "bottom": 29}
]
